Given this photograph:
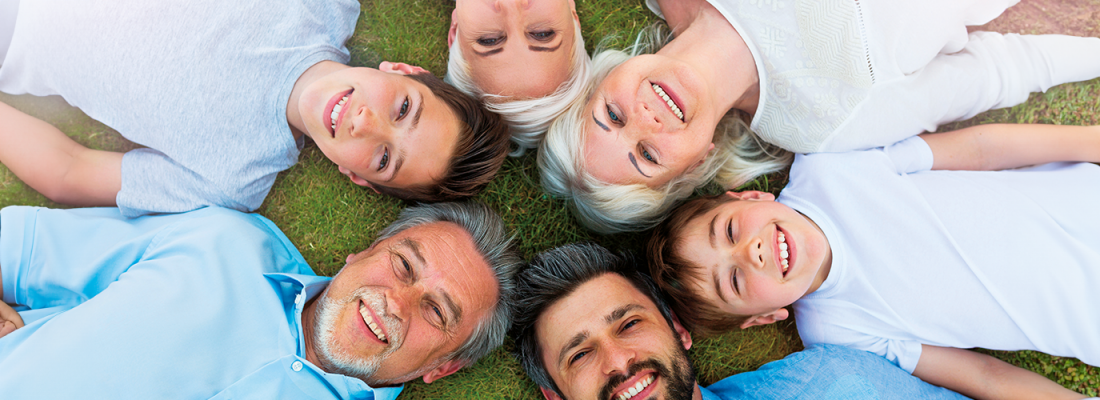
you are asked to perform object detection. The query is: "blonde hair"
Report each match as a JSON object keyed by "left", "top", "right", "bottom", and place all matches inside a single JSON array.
[
  {"left": 538, "top": 24, "right": 792, "bottom": 234},
  {"left": 446, "top": 22, "right": 590, "bottom": 156}
]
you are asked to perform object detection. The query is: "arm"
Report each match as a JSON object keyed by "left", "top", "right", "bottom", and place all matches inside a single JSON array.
[
  {"left": 912, "top": 345, "right": 1085, "bottom": 400},
  {"left": 920, "top": 124, "right": 1100, "bottom": 171},
  {"left": 0, "top": 100, "right": 122, "bottom": 206}
]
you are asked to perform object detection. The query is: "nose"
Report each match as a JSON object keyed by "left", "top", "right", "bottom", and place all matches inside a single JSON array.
[
  {"left": 600, "top": 341, "right": 637, "bottom": 376},
  {"left": 349, "top": 103, "right": 394, "bottom": 140},
  {"left": 625, "top": 103, "right": 662, "bottom": 139},
  {"left": 733, "top": 236, "right": 765, "bottom": 269},
  {"left": 383, "top": 284, "right": 418, "bottom": 322}
]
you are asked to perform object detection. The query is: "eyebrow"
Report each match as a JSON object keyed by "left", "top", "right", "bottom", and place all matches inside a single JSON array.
[
  {"left": 592, "top": 112, "right": 610, "bottom": 131},
  {"left": 555, "top": 303, "right": 645, "bottom": 366},
  {"left": 708, "top": 214, "right": 719, "bottom": 248},
  {"left": 472, "top": 48, "right": 504, "bottom": 57},
  {"left": 401, "top": 238, "right": 426, "bottom": 265},
  {"left": 529, "top": 42, "right": 562, "bottom": 52},
  {"left": 628, "top": 153, "right": 651, "bottom": 178},
  {"left": 439, "top": 290, "right": 463, "bottom": 331}
]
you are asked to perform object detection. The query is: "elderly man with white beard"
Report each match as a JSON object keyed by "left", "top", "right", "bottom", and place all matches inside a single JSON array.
[{"left": 0, "top": 202, "right": 521, "bottom": 399}]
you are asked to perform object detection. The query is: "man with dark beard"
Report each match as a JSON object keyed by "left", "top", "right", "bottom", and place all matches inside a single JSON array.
[
  {"left": 512, "top": 243, "right": 968, "bottom": 400},
  {"left": 0, "top": 202, "right": 522, "bottom": 399}
]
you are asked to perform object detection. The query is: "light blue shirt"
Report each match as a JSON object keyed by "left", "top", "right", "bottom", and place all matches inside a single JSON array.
[
  {"left": 701, "top": 345, "right": 966, "bottom": 399},
  {"left": 0, "top": 206, "right": 402, "bottom": 400}
]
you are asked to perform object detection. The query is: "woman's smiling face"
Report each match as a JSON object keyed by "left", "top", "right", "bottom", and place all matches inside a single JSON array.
[
  {"left": 450, "top": 0, "right": 579, "bottom": 99},
  {"left": 582, "top": 54, "right": 721, "bottom": 188}
]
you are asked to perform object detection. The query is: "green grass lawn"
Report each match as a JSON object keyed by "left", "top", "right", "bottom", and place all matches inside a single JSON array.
[{"left": 2, "top": 0, "right": 1099, "bottom": 397}]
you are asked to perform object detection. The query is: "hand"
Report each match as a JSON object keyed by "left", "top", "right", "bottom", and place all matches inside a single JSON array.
[{"left": 0, "top": 302, "right": 24, "bottom": 338}]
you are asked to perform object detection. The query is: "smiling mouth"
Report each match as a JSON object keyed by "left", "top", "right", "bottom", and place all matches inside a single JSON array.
[
  {"left": 651, "top": 83, "right": 684, "bottom": 121},
  {"left": 358, "top": 300, "right": 388, "bottom": 343},
  {"left": 326, "top": 89, "right": 354, "bottom": 137},
  {"left": 615, "top": 373, "right": 656, "bottom": 400},
  {"left": 777, "top": 228, "right": 790, "bottom": 277}
]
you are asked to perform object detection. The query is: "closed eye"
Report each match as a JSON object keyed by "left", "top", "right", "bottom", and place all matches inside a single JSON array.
[{"left": 731, "top": 269, "right": 740, "bottom": 296}]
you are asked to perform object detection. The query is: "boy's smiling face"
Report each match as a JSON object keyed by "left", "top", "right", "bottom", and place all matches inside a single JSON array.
[{"left": 674, "top": 191, "right": 832, "bottom": 328}]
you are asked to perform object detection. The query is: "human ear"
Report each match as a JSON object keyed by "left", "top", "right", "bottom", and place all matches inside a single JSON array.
[
  {"left": 739, "top": 308, "right": 789, "bottom": 329},
  {"left": 448, "top": 8, "right": 458, "bottom": 47},
  {"left": 670, "top": 312, "right": 694, "bottom": 351},
  {"left": 540, "top": 386, "right": 564, "bottom": 400},
  {"left": 421, "top": 359, "right": 465, "bottom": 384},
  {"left": 338, "top": 166, "right": 381, "bottom": 193},
  {"left": 378, "top": 61, "right": 429, "bottom": 76},
  {"left": 725, "top": 190, "right": 776, "bottom": 202}
]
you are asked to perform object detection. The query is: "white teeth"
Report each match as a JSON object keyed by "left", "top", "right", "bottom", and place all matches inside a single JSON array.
[
  {"left": 651, "top": 83, "right": 684, "bottom": 121},
  {"left": 358, "top": 303, "right": 387, "bottom": 342},
  {"left": 778, "top": 231, "right": 790, "bottom": 274},
  {"left": 330, "top": 95, "right": 350, "bottom": 131},
  {"left": 618, "top": 374, "right": 654, "bottom": 400}
]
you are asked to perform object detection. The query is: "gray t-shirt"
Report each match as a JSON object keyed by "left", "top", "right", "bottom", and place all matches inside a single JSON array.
[{"left": 0, "top": 0, "right": 358, "bottom": 216}]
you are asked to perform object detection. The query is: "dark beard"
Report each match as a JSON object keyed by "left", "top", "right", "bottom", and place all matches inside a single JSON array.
[{"left": 596, "top": 346, "right": 696, "bottom": 400}]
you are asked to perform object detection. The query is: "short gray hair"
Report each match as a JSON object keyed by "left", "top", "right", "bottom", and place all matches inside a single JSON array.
[
  {"left": 511, "top": 243, "right": 676, "bottom": 396},
  {"left": 445, "top": 21, "right": 591, "bottom": 156},
  {"left": 377, "top": 202, "right": 523, "bottom": 366},
  {"left": 537, "top": 24, "right": 792, "bottom": 234}
]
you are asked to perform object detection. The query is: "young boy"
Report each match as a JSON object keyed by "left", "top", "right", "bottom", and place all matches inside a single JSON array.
[
  {"left": 0, "top": 0, "right": 509, "bottom": 217},
  {"left": 648, "top": 123, "right": 1100, "bottom": 399}
]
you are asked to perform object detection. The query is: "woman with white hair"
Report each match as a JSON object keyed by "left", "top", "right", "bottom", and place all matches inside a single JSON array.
[
  {"left": 539, "top": 0, "right": 1100, "bottom": 233},
  {"left": 446, "top": 0, "right": 591, "bottom": 154}
]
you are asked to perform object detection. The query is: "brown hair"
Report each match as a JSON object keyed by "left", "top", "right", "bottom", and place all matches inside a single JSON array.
[
  {"left": 646, "top": 193, "right": 750, "bottom": 337},
  {"left": 372, "top": 72, "right": 510, "bottom": 202}
]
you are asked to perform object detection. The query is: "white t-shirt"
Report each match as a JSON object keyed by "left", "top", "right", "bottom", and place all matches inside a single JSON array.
[
  {"left": 0, "top": 0, "right": 358, "bottom": 216},
  {"left": 646, "top": 0, "right": 1100, "bottom": 152},
  {"left": 782, "top": 137, "right": 1100, "bottom": 373}
]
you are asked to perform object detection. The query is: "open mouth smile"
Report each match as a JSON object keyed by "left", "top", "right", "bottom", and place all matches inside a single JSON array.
[
  {"left": 776, "top": 226, "right": 791, "bottom": 277},
  {"left": 651, "top": 83, "right": 684, "bottom": 121},
  {"left": 326, "top": 89, "right": 354, "bottom": 137},
  {"left": 358, "top": 300, "right": 389, "bottom": 343},
  {"left": 614, "top": 373, "right": 656, "bottom": 400}
]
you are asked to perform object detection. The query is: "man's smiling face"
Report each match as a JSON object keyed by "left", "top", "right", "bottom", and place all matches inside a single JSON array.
[
  {"left": 535, "top": 273, "right": 699, "bottom": 400},
  {"left": 303, "top": 221, "right": 498, "bottom": 386}
]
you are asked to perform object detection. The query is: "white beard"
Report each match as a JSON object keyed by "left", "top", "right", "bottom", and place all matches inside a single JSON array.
[{"left": 311, "top": 287, "right": 402, "bottom": 383}]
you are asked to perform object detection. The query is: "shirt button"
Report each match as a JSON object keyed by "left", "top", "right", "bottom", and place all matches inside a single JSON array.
[
  {"left": 292, "top": 361, "right": 304, "bottom": 372},
  {"left": 294, "top": 294, "right": 304, "bottom": 304}
]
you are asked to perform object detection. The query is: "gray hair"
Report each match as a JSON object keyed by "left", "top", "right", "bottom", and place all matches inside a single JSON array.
[
  {"left": 537, "top": 24, "right": 792, "bottom": 234},
  {"left": 511, "top": 243, "right": 677, "bottom": 397},
  {"left": 445, "top": 21, "right": 591, "bottom": 156},
  {"left": 377, "top": 202, "right": 523, "bottom": 367}
]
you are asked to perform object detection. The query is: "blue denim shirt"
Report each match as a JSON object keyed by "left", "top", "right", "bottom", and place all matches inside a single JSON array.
[
  {"left": 0, "top": 206, "right": 402, "bottom": 400},
  {"left": 701, "top": 344, "right": 967, "bottom": 399}
]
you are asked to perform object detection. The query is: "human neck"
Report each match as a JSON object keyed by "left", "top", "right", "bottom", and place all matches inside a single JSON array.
[
  {"left": 799, "top": 211, "right": 833, "bottom": 297},
  {"left": 286, "top": 60, "right": 348, "bottom": 140},
  {"left": 692, "top": 383, "right": 704, "bottom": 400},
  {"left": 300, "top": 296, "right": 323, "bottom": 369},
  {"left": 657, "top": 3, "right": 759, "bottom": 118}
]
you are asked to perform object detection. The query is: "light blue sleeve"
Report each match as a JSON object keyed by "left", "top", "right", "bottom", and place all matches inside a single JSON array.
[
  {"left": 0, "top": 206, "right": 292, "bottom": 308},
  {"left": 705, "top": 345, "right": 966, "bottom": 399}
]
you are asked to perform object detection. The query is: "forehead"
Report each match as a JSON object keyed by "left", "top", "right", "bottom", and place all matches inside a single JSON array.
[{"left": 535, "top": 274, "right": 662, "bottom": 361}]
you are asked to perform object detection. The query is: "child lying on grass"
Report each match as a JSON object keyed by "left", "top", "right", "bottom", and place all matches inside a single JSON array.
[
  {"left": 647, "top": 123, "right": 1100, "bottom": 399},
  {"left": 0, "top": 0, "right": 509, "bottom": 217}
]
